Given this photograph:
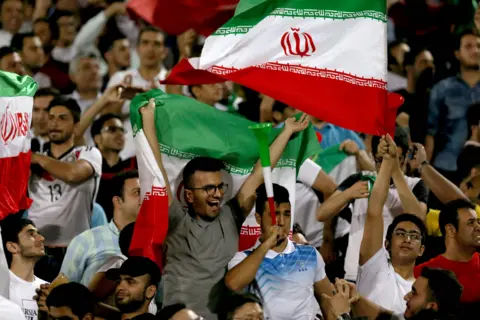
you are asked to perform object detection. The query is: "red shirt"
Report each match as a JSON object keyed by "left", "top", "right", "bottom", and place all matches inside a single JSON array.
[{"left": 414, "top": 252, "right": 480, "bottom": 304}]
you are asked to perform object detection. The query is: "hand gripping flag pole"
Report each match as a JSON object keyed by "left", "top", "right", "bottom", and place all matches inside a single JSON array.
[{"left": 249, "top": 123, "right": 276, "bottom": 225}]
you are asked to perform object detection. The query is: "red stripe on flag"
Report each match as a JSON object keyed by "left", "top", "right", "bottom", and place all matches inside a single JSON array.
[{"left": 0, "top": 151, "right": 32, "bottom": 220}]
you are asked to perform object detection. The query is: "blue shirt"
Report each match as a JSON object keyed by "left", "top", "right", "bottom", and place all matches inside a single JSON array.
[
  {"left": 315, "top": 123, "right": 366, "bottom": 150},
  {"left": 427, "top": 76, "right": 480, "bottom": 171},
  {"left": 60, "top": 220, "right": 121, "bottom": 286},
  {"left": 90, "top": 203, "right": 108, "bottom": 228}
]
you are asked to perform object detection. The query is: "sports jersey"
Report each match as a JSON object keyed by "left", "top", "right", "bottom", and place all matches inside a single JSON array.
[
  {"left": 229, "top": 240, "right": 326, "bottom": 320},
  {"left": 28, "top": 146, "right": 102, "bottom": 246}
]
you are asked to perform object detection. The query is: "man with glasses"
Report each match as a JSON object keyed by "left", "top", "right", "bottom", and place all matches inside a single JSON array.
[{"left": 357, "top": 134, "right": 427, "bottom": 314}]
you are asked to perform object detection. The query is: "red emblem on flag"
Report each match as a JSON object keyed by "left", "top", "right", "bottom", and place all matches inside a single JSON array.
[
  {"left": 1, "top": 105, "right": 29, "bottom": 145},
  {"left": 281, "top": 28, "right": 316, "bottom": 58}
]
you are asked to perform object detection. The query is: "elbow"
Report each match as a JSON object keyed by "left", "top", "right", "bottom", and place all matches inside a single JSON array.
[
  {"left": 316, "top": 210, "right": 329, "bottom": 222},
  {"left": 224, "top": 273, "right": 243, "bottom": 292}
]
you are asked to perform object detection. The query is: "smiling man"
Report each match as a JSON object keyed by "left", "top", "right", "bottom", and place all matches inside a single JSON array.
[{"left": 1, "top": 216, "right": 48, "bottom": 320}]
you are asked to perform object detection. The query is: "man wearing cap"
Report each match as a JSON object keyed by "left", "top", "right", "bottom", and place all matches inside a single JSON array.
[{"left": 106, "top": 256, "right": 160, "bottom": 319}]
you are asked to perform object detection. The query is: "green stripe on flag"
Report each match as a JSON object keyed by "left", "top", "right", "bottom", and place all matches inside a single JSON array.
[
  {"left": 311, "top": 145, "right": 348, "bottom": 174},
  {"left": 214, "top": 0, "right": 386, "bottom": 36},
  {"left": 130, "top": 89, "right": 320, "bottom": 174},
  {"left": 0, "top": 71, "right": 38, "bottom": 97}
]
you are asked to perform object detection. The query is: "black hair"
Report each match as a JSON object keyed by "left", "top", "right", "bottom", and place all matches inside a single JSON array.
[
  {"left": 293, "top": 222, "right": 306, "bottom": 238},
  {"left": 255, "top": 183, "right": 290, "bottom": 216},
  {"left": 439, "top": 199, "right": 476, "bottom": 237},
  {"left": 111, "top": 170, "right": 139, "bottom": 200},
  {"left": 10, "top": 32, "right": 36, "bottom": 51},
  {"left": 35, "top": 87, "right": 60, "bottom": 98},
  {"left": 119, "top": 222, "right": 135, "bottom": 257},
  {"left": 156, "top": 303, "right": 187, "bottom": 319},
  {"left": 1, "top": 216, "right": 36, "bottom": 266},
  {"left": 466, "top": 103, "right": 480, "bottom": 139},
  {"left": 33, "top": 18, "right": 56, "bottom": 42},
  {"left": 91, "top": 113, "right": 122, "bottom": 138},
  {"left": 138, "top": 26, "right": 165, "bottom": 45},
  {"left": 98, "top": 32, "right": 127, "bottom": 59},
  {"left": 46, "top": 283, "right": 95, "bottom": 318},
  {"left": 47, "top": 97, "right": 81, "bottom": 123},
  {"left": 182, "top": 157, "right": 225, "bottom": 188},
  {"left": 455, "top": 28, "right": 479, "bottom": 51},
  {"left": 403, "top": 46, "right": 429, "bottom": 67},
  {"left": 272, "top": 101, "right": 289, "bottom": 114},
  {"left": 219, "top": 293, "right": 263, "bottom": 320},
  {"left": 386, "top": 213, "right": 427, "bottom": 245},
  {"left": 371, "top": 126, "right": 410, "bottom": 158},
  {"left": 0, "top": 46, "right": 16, "bottom": 60},
  {"left": 421, "top": 267, "right": 463, "bottom": 317}
]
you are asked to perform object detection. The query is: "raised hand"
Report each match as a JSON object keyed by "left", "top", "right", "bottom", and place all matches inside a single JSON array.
[
  {"left": 339, "top": 139, "right": 360, "bottom": 155},
  {"left": 346, "top": 181, "right": 370, "bottom": 199},
  {"left": 264, "top": 225, "right": 285, "bottom": 250},
  {"left": 139, "top": 98, "right": 156, "bottom": 117},
  {"left": 284, "top": 113, "right": 309, "bottom": 134}
]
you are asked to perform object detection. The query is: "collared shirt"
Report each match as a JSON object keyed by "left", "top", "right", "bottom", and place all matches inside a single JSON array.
[
  {"left": 228, "top": 240, "right": 326, "bottom": 320},
  {"left": 60, "top": 220, "right": 121, "bottom": 286},
  {"left": 427, "top": 75, "right": 480, "bottom": 171}
]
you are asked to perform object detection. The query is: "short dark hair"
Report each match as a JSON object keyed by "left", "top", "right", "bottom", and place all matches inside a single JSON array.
[
  {"left": 455, "top": 29, "right": 479, "bottom": 51},
  {"left": 421, "top": 267, "right": 463, "bottom": 316},
  {"left": 10, "top": 32, "right": 37, "bottom": 52},
  {"left": 119, "top": 222, "right": 135, "bottom": 257},
  {"left": 46, "top": 283, "right": 95, "bottom": 318},
  {"left": 272, "top": 101, "right": 289, "bottom": 114},
  {"left": 0, "top": 46, "right": 16, "bottom": 60},
  {"left": 111, "top": 170, "right": 139, "bottom": 200},
  {"left": 255, "top": 183, "right": 290, "bottom": 216},
  {"left": 371, "top": 126, "right": 410, "bottom": 157},
  {"left": 439, "top": 199, "right": 476, "bottom": 237},
  {"left": 467, "top": 103, "right": 480, "bottom": 138},
  {"left": 1, "top": 216, "right": 36, "bottom": 266},
  {"left": 98, "top": 33, "right": 127, "bottom": 59},
  {"left": 182, "top": 157, "right": 225, "bottom": 188},
  {"left": 156, "top": 303, "right": 187, "bottom": 319},
  {"left": 35, "top": 87, "right": 60, "bottom": 99},
  {"left": 138, "top": 26, "right": 165, "bottom": 44},
  {"left": 403, "top": 46, "right": 429, "bottom": 67},
  {"left": 221, "top": 293, "right": 263, "bottom": 320},
  {"left": 386, "top": 213, "right": 427, "bottom": 245},
  {"left": 91, "top": 113, "right": 122, "bottom": 138},
  {"left": 47, "top": 97, "right": 81, "bottom": 123}
]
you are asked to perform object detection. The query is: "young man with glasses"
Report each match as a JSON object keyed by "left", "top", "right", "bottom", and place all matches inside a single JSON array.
[{"left": 357, "top": 134, "right": 427, "bottom": 314}]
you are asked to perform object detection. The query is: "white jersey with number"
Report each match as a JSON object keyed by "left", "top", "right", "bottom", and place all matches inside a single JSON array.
[{"left": 28, "top": 146, "right": 102, "bottom": 246}]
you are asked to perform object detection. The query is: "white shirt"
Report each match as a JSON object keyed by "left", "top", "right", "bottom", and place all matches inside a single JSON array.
[
  {"left": 357, "top": 248, "right": 413, "bottom": 314},
  {"left": 9, "top": 271, "right": 48, "bottom": 320},
  {"left": 0, "top": 295, "right": 25, "bottom": 320},
  {"left": 28, "top": 146, "right": 102, "bottom": 246},
  {"left": 69, "top": 91, "right": 102, "bottom": 146},
  {"left": 0, "top": 30, "right": 12, "bottom": 47},
  {"left": 229, "top": 240, "right": 326, "bottom": 320},
  {"left": 106, "top": 67, "right": 168, "bottom": 160}
]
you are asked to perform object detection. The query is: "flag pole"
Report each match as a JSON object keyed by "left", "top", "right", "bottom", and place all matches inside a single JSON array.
[{"left": 249, "top": 123, "right": 276, "bottom": 225}]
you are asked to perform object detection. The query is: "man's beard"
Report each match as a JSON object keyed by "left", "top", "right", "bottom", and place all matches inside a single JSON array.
[
  {"left": 116, "top": 291, "right": 147, "bottom": 314},
  {"left": 49, "top": 131, "right": 72, "bottom": 144},
  {"left": 20, "top": 245, "right": 44, "bottom": 259},
  {"left": 462, "top": 62, "right": 480, "bottom": 71},
  {"left": 407, "top": 308, "right": 441, "bottom": 320}
]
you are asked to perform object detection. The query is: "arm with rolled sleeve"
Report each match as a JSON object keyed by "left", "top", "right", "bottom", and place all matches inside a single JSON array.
[{"left": 425, "top": 84, "right": 443, "bottom": 161}]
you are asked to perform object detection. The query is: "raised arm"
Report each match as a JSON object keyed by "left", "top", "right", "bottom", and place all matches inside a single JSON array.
[
  {"left": 339, "top": 139, "right": 375, "bottom": 172},
  {"left": 140, "top": 99, "right": 173, "bottom": 204},
  {"left": 359, "top": 135, "right": 395, "bottom": 266},
  {"left": 235, "top": 115, "right": 309, "bottom": 216}
]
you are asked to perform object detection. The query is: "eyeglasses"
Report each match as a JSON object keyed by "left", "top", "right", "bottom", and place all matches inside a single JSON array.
[
  {"left": 101, "top": 126, "right": 126, "bottom": 134},
  {"left": 394, "top": 230, "right": 422, "bottom": 242},
  {"left": 186, "top": 183, "right": 228, "bottom": 196}
]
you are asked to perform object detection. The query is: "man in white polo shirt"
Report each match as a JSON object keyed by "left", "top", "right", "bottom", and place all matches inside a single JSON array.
[
  {"left": 226, "top": 183, "right": 333, "bottom": 320},
  {"left": 357, "top": 134, "right": 427, "bottom": 314}
]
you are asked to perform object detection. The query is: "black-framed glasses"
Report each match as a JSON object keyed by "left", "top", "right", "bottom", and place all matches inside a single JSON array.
[
  {"left": 101, "top": 126, "right": 126, "bottom": 134},
  {"left": 394, "top": 229, "right": 422, "bottom": 242},
  {"left": 186, "top": 183, "right": 228, "bottom": 196}
]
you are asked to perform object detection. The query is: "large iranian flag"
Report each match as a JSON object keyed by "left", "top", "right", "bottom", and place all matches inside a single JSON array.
[
  {"left": 163, "top": 0, "right": 400, "bottom": 136},
  {"left": 130, "top": 89, "right": 320, "bottom": 251}
]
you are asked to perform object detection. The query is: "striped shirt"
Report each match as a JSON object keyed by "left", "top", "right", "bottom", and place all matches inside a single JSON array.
[{"left": 60, "top": 220, "right": 121, "bottom": 286}]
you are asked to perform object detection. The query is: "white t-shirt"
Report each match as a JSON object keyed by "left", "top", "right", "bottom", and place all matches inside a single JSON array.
[
  {"left": 28, "top": 146, "right": 102, "bottom": 246},
  {"left": 106, "top": 67, "right": 168, "bottom": 160},
  {"left": 0, "top": 295, "right": 25, "bottom": 320},
  {"left": 229, "top": 240, "right": 326, "bottom": 320},
  {"left": 9, "top": 271, "right": 48, "bottom": 320},
  {"left": 357, "top": 248, "right": 413, "bottom": 314}
]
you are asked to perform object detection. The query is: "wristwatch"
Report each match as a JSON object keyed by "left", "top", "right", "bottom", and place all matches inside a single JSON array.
[{"left": 418, "top": 160, "right": 429, "bottom": 174}]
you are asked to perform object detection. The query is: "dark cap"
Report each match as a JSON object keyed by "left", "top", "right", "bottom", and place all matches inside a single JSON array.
[{"left": 106, "top": 256, "right": 161, "bottom": 285}]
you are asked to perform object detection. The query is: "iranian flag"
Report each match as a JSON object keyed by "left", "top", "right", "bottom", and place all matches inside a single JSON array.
[
  {"left": 163, "top": 0, "right": 401, "bottom": 136},
  {"left": 312, "top": 145, "right": 357, "bottom": 184},
  {"left": 0, "top": 71, "right": 37, "bottom": 220},
  {"left": 130, "top": 89, "right": 320, "bottom": 251}
]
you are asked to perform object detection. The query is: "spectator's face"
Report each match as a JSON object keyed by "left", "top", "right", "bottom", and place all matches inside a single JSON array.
[
  {"left": 0, "top": 0, "right": 23, "bottom": 34},
  {"left": 387, "top": 221, "right": 424, "bottom": 263},
  {"left": 192, "top": 84, "right": 223, "bottom": 106},
  {"left": 256, "top": 201, "right": 291, "bottom": 245},
  {"left": 185, "top": 171, "right": 224, "bottom": 219},
  {"left": 231, "top": 302, "right": 264, "bottom": 320},
  {"left": 115, "top": 177, "right": 141, "bottom": 221},
  {"left": 403, "top": 276, "right": 437, "bottom": 319},
  {"left": 71, "top": 57, "right": 101, "bottom": 92},
  {"left": 57, "top": 15, "right": 77, "bottom": 44},
  {"left": 137, "top": 31, "right": 166, "bottom": 68},
  {"left": 96, "top": 118, "right": 125, "bottom": 152},
  {"left": 8, "top": 224, "right": 45, "bottom": 259},
  {"left": 48, "top": 106, "right": 76, "bottom": 143},
  {"left": 108, "top": 39, "right": 131, "bottom": 69},
  {"left": 48, "top": 306, "right": 80, "bottom": 320},
  {"left": 115, "top": 274, "right": 153, "bottom": 313},
  {"left": 32, "top": 94, "right": 54, "bottom": 136},
  {"left": 0, "top": 52, "right": 25, "bottom": 75},
  {"left": 456, "top": 34, "right": 480, "bottom": 69},
  {"left": 33, "top": 20, "right": 52, "bottom": 47},
  {"left": 454, "top": 208, "right": 480, "bottom": 248},
  {"left": 21, "top": 36, "right": 45, "bottom": 69},
  {"left": 461, "top": 174, "right": 480, "bottom": 203},
  {"left": 374, "top": 146, "right": 405, "bottom": 173},
  {"left": 171, "top": 309, "right": 203, "bottom": 320},
  {"left": 413, "top": 50, "right": 435, "bottom": 78}
]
